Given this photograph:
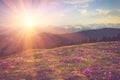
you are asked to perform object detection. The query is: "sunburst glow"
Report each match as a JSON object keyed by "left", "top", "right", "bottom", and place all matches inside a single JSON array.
[
  {"left": 0, "top": 0, "right": 42, "bottom": 50},
  {"left": 25, "top": 17, "right": 35, "bottom": 27}
]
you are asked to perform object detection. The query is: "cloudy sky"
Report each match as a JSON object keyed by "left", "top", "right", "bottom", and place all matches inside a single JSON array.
[{"left": 0, "top": 0, "right": 120, "bottom": 27}]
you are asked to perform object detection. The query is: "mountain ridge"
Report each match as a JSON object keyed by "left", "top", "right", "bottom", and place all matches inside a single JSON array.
[{"left": 0, "top": 28, "right": 120, "bottom": 57}]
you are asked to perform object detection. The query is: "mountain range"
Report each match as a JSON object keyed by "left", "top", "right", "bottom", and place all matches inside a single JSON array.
[{"left": 0, "top": 28, "right": 120, "bottom": 57}]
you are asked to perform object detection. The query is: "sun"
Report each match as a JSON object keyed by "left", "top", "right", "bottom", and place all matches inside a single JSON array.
[
  {"left": 16, "top": 13, "right": 38, "bottom": 28},
  {"left": 26, "top": 18, "right": 34, "bottom": 27},
  {"left": 24, "top": 16, "right": 36, "bottom": 28}
]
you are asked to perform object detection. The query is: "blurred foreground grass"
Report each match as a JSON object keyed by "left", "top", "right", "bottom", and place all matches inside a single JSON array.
[{"left": 0, "top": 41, "right": 120, "bottom": 80}]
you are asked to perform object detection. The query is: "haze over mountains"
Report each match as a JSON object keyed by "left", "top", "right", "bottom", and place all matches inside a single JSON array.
[
  {"left": 0, "top": 27, "right": 120, "bottom": 57},
  {"left": 37, "top": 24, "right": 120, "bottom": 34}
]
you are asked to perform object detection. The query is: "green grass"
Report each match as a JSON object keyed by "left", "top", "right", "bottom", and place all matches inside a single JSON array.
[{"left": 0, "top": 41, "right": 120, "bottom": 80}]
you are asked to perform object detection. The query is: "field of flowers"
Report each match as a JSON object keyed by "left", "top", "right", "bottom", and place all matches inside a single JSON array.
[{"left": 0, "top": 41, "right": 120, "bottom": 80}]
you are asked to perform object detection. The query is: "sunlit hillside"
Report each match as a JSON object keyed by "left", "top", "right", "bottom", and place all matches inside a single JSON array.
[{"left": 0, "top": 41, "right": 120, "bottom": 80}]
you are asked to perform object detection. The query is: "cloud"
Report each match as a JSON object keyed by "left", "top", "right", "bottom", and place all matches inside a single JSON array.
[
  {"left": 63, "top": 24, "right": 120, "bottom": 31},
  {"left": 108, "top": 9, "right": 120, "bottom": 17},
  {"left": 90, "top": 9, "right": 120, "bottom": 18},
  {"left": 63, "top": 0, "right": 96, "bottom": 9},
  {"left": 76, "top": 8, "right": 120, "bottom": 25},
  {"left": 48, "top": 0, "right": 96, "bottom": 9},
  {"left": 90, "top": 9, "right": 110, "bottom": 17},
  {"left": 96, "top": 9, "right": 110, "bottom": 15},
  {"left": 64, "top": 0, "right": 96, "bottom": 5},
  {"left": 80, "top": 9, "right": 88, "bottom": 15},
  {"left": 85, "top": 16, "right": 120, "bottom": 24}
]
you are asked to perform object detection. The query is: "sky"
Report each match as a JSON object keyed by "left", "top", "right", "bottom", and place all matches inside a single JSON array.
[{"left": 0, "top": 0, "right": 120, "bottom": 27}]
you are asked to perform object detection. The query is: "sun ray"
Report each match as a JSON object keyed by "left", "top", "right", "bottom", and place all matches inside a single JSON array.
[{"left": 0, "top": 0, "right": 50, "bottom": 53}]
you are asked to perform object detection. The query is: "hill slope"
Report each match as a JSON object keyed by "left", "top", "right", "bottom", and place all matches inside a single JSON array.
[
  {"left": 0, "top": 28, "right": 120, "bottom": 57},
  {"left": 0, "top": 41, "right": 120, "bottom": 80}
]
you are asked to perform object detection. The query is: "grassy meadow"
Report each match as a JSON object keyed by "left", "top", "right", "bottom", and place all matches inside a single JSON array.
[{"left": 0, "top": 41, "right": 120, "bottom": 80}]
